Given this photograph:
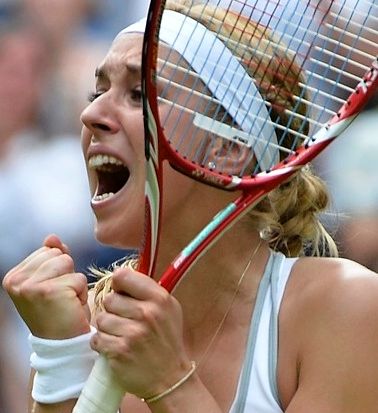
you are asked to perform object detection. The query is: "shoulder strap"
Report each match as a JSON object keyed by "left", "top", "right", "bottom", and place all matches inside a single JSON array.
[{"left": 230, "top": 252, "right": 298, "bottom": 413}]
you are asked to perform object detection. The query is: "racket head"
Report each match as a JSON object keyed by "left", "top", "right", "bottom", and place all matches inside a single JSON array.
[{"left": 142, "top": 0, "right": 377, "bottom": 189}]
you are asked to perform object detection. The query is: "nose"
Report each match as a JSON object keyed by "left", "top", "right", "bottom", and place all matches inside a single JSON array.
[{"left": 80, "top": 94, "right": 120, "bottom": 136}]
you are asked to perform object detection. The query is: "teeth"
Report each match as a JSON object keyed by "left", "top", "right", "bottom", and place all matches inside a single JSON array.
[
  {"left": 93, "top": 192, "right": 115, "bottom": 202},
  {"left": 89, "top": 154, "right": 123, "bottom": 169}
]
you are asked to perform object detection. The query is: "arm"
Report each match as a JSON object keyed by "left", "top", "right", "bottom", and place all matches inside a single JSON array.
[
  {"left": 284, "top": 258, "right": 378, "bottom": 413},
  {"left": 2, "top": 235, "right": 92, "bottom": 413}
]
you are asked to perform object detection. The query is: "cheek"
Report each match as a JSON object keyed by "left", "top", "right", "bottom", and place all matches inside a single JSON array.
[
  {"left": 162, "top": 165, "right": 194, "bottom": 215},
  {"left": 81, "top": 126, "right": 91, "bottom": 152}
]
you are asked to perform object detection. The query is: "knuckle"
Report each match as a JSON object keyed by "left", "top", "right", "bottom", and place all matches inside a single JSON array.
[
  {"left": 102, "top": 293, "right": 114, "bottom": 310},
  {"left": 133, "top": 304, "right": 145, "bottom": 320},
  {"left": 2, "top": 272, "right": 15, "bottom": 292},
  {"left": 154, "top": 289, "right": 174, "bottom": 312},
  {"left": 142, "top": 303, "right": 162, "bottom": 325},
  {"left": 2, "top": 269, "right": 26, "bottom": 292},
  {"left": 131, "top": 324, "right": 148, "bottom": 343},
  {"left": 95, "top": 312, "right": 106, "bottom": 330},
  {"left": 155, "top": 288, "right": 171, "bottom": 306},
  {"left": 60, "top": 254, "right": 74, "bottom": 270},
  {"left": 75, "top": 273, "right": 88, "bottom": 287},
  {"left": 116, "top": 340, "right": 131, "bottom": 358},
  {"left": 19, "top": 281, "right": 52, "bottom": 301},
  {"left": 90, "top": 332, "right": 99, "bottom": 350},
  {"left": 112, "top": 269, "right": 126, "bottom": 285},
  {"left": 49, "top": 247, "right": 63, "bottom": 257}
]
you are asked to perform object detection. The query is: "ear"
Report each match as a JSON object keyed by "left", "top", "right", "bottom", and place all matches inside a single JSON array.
[{"left": 207, "top": 137, "right": 255, "bottom": 175}]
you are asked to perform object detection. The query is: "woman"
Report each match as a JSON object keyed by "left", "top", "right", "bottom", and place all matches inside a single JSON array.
[{"left": 3, "top": 1, "right": 378, "bottom": 412}]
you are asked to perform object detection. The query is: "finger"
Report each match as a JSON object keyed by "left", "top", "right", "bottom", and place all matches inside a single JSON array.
[
  {"left": 44, "top": 234, "right": 70, "bottom": 254},
  {"left": 29, "top": 253, "right": 75, "bottom": 282},
  {"left": 96, "top": 311, "right": 127, "bottom": 337},
  {"left": 112, "top": 268, "right": 166, "bottom": 301},
  {"left": 29, "top": 272, "right": 89, "bottom": 305},
  {"left": 91, "top": 329, "right": 129, "bottom": 358},
  {"left": 55, "top": 272, "right": 89, "bottom": 305},
  {"left": 6, "top": 246, "right": 51, "bottom": 274},
  {"left": 4, "top": 248, "right": 63, "bottom": 285},
  {"left": 103, "top": 291, "right": 143, "bottom": 319}
]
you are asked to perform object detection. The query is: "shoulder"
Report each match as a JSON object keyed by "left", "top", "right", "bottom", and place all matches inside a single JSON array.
[
  {"left": 282, "top": 257, "right": 378, "bottom": 411},
  {"left": 285, "top": 256, "right": 378, "bottom": 343},
  {"left": 287, "top": 256, "right": 378, "bottom": 321}
]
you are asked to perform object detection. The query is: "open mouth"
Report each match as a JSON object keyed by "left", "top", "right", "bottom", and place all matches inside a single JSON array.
[{"left": 89, "top": 154, "right": 130, "bottom": 202}]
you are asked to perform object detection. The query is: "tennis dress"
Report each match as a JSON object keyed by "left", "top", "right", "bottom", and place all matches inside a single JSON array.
[{"left": 229, "top": 250, "right": 298, "bottom": 413}]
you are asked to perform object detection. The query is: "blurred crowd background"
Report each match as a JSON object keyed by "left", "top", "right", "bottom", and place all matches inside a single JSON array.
[
  {"left": 0, "top": 0, "right": 376, "bottom": 412},
  {"left": 0, "top": 0, "right": 149, "bottom": 411}
]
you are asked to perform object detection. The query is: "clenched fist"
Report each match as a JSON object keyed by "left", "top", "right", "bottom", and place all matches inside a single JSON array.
[{"left": 2, "top": 234, "right": 91, "bottom": 339}]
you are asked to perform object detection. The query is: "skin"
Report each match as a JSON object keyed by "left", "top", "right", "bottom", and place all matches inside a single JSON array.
[{"left": 3, "top": 33, "right": 378, "bottom": 413}]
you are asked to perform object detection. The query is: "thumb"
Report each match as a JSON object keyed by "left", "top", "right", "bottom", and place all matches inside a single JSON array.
[{"left": 43, "top": 234, "right": 70, "bottom": 254}]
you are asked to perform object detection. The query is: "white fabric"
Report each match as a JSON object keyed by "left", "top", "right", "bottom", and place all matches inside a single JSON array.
[
  {"left": 230, "top": 254, "right": 298, "bottom": 413},
  {"left": 118, "top": 10, "right": 279, "bottom": 171},
  {"left": 29, "top": 327, "right": 98, "bottom": 404}
]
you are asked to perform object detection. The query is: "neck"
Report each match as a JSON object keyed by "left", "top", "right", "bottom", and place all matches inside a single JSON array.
[
  {"left": 169, "top": 218, "right": 269, "bottom": 351},
  {"left": 149, "top": 176, "right": 270, "bottom": 352}
]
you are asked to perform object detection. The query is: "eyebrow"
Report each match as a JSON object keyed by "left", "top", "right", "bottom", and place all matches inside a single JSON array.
[
  {"left": 124, "top": 61, "right": 141, "bottom": 73},
  {"left": 94, "top": 61, "right": 141, "bottom": 80}
]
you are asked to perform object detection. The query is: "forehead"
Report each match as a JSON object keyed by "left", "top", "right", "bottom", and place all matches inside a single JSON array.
[
  {"left": 96, "top": 33, "right": 191, "bottom": 82},
  {"left": 97, "top": 33, "right": 144, "bottom": 78}
]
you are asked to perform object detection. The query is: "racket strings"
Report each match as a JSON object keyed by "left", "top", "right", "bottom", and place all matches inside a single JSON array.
[
  {"left": 192, "top": 4, "right": 376, "bottom": 86},
  {"left": 156, "top": 74, "right": 318, "bottom": 145},
  {"left": 158, "top": 59, "right": 340, "bottom": 116},
  {"left": 224, "top": 0, "right": 377, "bottom": 66},
  {"left": 204, "top": 3, "right": 282, "bottom": 170},
  {"left": 231, "top": 1, "right": 377, "bottom": 75},
  {"left": 157, "top": 9, "right": 307, "bottom": 171},
  {"left": 157, "top": 4, "right": 376, "bottom": 104},
  {"left": 158, "top": 24, "right": 221, "bottom": 158},
  {"left": 231, "top": 0, "right": 377, "bottom": 39},
  {"left": 157, "top": 0, "right": 377, "bottom": 174},
  {"left": 159, "top": 2, "right": 313, "bottom": 167}
]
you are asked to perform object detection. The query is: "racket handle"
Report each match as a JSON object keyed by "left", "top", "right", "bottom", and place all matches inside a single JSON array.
[{"left": 73, "top": 354, "right": 124, "bottom": 413}]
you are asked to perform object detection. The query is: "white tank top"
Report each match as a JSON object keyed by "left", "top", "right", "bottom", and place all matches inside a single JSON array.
[{"left": 229, "top": 251, "right": 298, "bottom": 413}]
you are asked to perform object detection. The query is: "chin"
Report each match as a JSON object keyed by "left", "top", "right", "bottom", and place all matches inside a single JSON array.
[{"left": 93, "top": 219, "right": 143, "bottom": 250}]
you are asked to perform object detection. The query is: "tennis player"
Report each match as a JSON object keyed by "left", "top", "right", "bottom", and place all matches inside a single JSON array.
[{"left": 3, "top": 1, "right": 378, "bottom": 412}]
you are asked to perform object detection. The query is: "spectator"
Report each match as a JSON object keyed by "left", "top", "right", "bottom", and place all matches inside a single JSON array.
[{"left": 0, "top": 13, "right": 125, "bottom": 413}]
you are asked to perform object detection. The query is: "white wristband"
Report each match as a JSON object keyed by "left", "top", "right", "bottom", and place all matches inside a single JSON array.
[{"left": 29, "top": 327, "right": 98, "bottom": 404}]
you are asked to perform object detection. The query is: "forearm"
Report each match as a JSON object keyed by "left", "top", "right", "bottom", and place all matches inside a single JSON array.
[
  {"left": 30, "top": 399, "right": 76, "bottom": 413},
  {"left": 147, "top": 373, "right": 222, "bottom": 413}
]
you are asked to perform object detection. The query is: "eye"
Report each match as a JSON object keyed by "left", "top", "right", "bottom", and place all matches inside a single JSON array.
[
  {"left": 87, "top": 91, "right": 103, "bottom": 102},
  {"left": 130, "top": 87, "right": 142, "bottom": 103}
]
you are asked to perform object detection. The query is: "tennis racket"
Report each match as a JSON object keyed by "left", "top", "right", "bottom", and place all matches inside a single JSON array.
[{"left": 74, "top": 0, "right": 377, "bottom": 411}]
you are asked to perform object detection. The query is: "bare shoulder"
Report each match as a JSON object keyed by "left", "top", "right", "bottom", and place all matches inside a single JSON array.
[
  {"left": 289, "top": 256, "right": 378, "bottom": 322},
  {"left": 282, "top": 257, "right": 378, "bottom": 412}
]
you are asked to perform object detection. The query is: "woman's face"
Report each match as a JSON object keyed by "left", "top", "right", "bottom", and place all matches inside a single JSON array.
[{"left": 80, "top": 34, "right": 196, "bottom": 249}]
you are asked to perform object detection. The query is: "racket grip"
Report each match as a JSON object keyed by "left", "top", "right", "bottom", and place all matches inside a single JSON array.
[{"left": 73, "top": 354, "right": 124, "bottom": 413}]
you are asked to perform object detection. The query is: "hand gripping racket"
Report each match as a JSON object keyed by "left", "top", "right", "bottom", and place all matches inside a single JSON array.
[{"left": 74, "top": 0, "right": 377, "bottom": 411}]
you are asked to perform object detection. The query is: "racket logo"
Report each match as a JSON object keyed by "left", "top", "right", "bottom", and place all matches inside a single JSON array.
[{"left": 192, "top": 168, "right": 227, "bottom": 187}]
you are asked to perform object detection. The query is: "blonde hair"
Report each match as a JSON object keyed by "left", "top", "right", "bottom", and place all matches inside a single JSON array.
[{"left": 91, "top": 1, "right": 337, "bottom": 310}]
